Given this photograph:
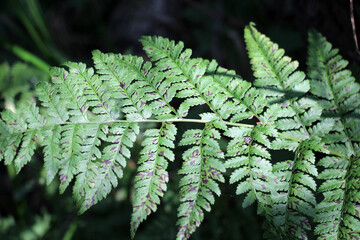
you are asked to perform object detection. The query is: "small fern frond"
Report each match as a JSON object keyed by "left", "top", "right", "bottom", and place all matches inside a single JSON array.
[
  {"left": 244, "top": 23, "right": 309, "bottom": 102},
  {"left": 141, "top": 36, "right": 221, "bottom": 119},
  {"left": 58, "top": 124, "right": 83, "bottom": 193},
  {"left": 177, "top": 122, "right": 225, "bottom": 240},
  {"left": 79, "top": 122, "right": 139, "bottom": 213},
  {"left": 307, "top": 29, "right": 360, "bottom": 239},
  {"left": 36, "top": 81, "right": 69, "bottom": 124},
  {"left": 42, "top": 125, "right": 62, "bottom": 184},
  {"left": 65, "top": 62, "right": 117, "bottom": 121},
  {"left": 51, "top": 68, "right": 89, "bottom": 122},
  {"left": 205, "top": 60, "right": 265, "bottom": 122},
  {"left": 92, "top": 51, "right": 151, "bottom": 120},
  {"left": 131, "top": 122, "right": 176, "bottom": 237}
]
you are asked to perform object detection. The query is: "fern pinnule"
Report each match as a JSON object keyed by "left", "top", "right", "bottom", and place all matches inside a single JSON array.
[
  {"left": 92, "top": 50, "right": 151, "bottom": 120},
  {"left": 58, "top": 124, "right": 82, "bottom": 193},
  {"left": 65, "top": 62, "right": 116, "bottom": 121},
  {"left": 0, "top": 111, "right": 25, "bottom": 165},
  {"left": 131, "top": 122, "right": 176, "bottom": 237},
  {"left": 72, "top": 123, "right": 108, "bottom": 208},
  {"left": 244, "top": 23, "right": 309, "bottom": 102},
  {"left": 141, "top": 36, "right": 220, "bottom": 119},
  {"left": 224, "top": 123, "right": 275, "bottom": 208},
  {"left": 108, "top": 52, "right": 180, "bottom": 119},
  {"left": 36, "top": 81, "right": 69, "bottom": 124},
  {"left": 177, "top": 122, "right": 225, "bottom": 240},
  {"left": 78, "top": 122, "right": 139, "bottom": 213},
  {"left": 51, "top": 67, "right": 89, "bottom": 122},
  {"left": 42, "top": 125, "right": 62, "bottom": 184},
  {"left": 205, "top": 60, "right": 265, "bottom": 122}
]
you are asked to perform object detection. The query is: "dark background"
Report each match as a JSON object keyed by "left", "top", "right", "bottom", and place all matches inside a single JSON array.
[{"left": 0, "top": 0, "right": 359, "bottom": 239}]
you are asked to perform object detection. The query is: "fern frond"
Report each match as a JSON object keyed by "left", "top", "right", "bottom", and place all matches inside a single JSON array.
[
  {"left": 2, "top": 23, "right": 360, "bottom": 240},
  {"left": 176, "top": 122, "right": 225, "bottom": 240},
  {"left": 42, "top": 125, "right": 61, "bottom": 184},
  {"left": 79, "top": 122, "right": 139, "bottom": 213},
  {"left": 131, "top": 122, "right": 176, "bottom": 237},
  {"left": 51, "top": 68, "right": 89, "bottom": 122},
  {"left": 204, "top": 60, "right": 265, "bottom": 122},
  {"left": 65, "top": 62, "right": 117, "bottom": 121},
  {"left": 92, "top": 50, "right": 152, "bottom": 120},
  {"left": 244, "top": 23, "right": 310, "bottom": 102},
  {"left": 244, "top": 24, "right": 338, "bottom": 239},
  {"left": 141, "top": 36, "right": 226, "bottom": 119},
  {"left": 36, "top": 81, "right": 69, "bottom": 124},
  {"left": 307, "top": 30, "right": 360, "bottom": 239}
]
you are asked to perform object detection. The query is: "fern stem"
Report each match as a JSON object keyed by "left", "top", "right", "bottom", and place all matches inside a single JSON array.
[{"left": 12, "top": 117, "right": 350, "bottom": 160}]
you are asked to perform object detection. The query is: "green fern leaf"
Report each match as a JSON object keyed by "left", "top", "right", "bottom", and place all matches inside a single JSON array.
[
  {"left": 65, "top": 62, "right": 117, "bottom": 121},
  {"left": 92, "top": 50, "right": 151, "bottom": 120},
  {"left": 1, "top": 23, "right": 360, "bottom": 240},
  {"left": 51, "top": 67, "right": 89, "bottom": 122},
  {"left": 36, "top": 81, "right": 69, "bottom": 124},
  {"left": 176, "top": 123, "right": 225, "bottom": 240},
  {"left": 131, "top": 122, "right": 176, "bottom": 237},
  {"left": 307, "top": 29, "right": 360, "bottom": 239},
  {"left": 42, "top": 125, "right": 62, "bottom": 184},
  {"left": 244, "top": 23, "right": 309, "bottom": 102},
  {"left": 79, "top": 122, "right": 139, "bottom": 213}
]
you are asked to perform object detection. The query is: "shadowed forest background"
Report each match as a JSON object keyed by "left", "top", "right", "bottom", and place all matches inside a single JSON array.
[{"left": 0, "top": 0, "right": 359, "bottom": 239}]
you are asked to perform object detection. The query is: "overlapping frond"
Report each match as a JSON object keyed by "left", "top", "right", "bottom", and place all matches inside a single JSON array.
[
  {"left": 204, "top": 60, "right": 265, "bottom": 122},
  {"left": 244, "top": 24, "right": 335, "bottom": 239},
  {"left": 307, "top": 30, "right": 360, "bottom": 239}
]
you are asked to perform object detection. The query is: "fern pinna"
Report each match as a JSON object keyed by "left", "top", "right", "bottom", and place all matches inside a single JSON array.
[{"left": 0, "top": 23, "right": 359, "bottom": 239}]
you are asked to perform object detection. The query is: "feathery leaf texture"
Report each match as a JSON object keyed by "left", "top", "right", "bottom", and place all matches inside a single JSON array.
[
  {"left": 0, "top": 23, "right": 359, "bottom": 239},
  {"left": 177, "top": 122, "right": 225, "bottom": 240},
  {"left": 131, "top": 122, "right": 176, "bottom": 237},
  {"left": 307, "top": 29, "right": 360, "bottom": 240}
]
